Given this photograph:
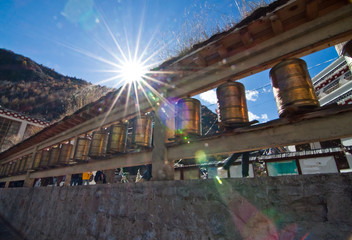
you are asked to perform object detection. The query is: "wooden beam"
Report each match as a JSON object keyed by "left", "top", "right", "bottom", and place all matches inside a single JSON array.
[
  {"left": 167, "top": 106, "right": 352, "bottom": 161},
  {"left": 167, "top": 5, "right": 352, "bottom": 96}
]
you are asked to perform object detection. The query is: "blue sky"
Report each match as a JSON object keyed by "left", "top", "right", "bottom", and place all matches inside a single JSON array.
[{"left": 0, "top": 0, "right": 339, "bottom": 123}]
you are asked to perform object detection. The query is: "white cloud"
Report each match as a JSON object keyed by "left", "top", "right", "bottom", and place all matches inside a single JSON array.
[
  {"left": 248, "top": 111, "right": 260, "bottom": 121},
  {"left": 199, "top": 89, "right": 217, "bottom": 104},
  {"left": 261, "top": 114, "right": 269, "bottom": 122},
  {"left": 245, "top": 90, "right": 259, "bottom": 101},
  {"left": 248, "top": 112, "right": 270, "bottom": 122}
]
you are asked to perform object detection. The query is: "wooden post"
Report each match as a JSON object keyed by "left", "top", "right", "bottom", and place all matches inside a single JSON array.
[
  {"left": 4, "top": 181, "right": 10, "bottom": 188},
  {"left": 151, "top": 107, "right": 174, "bottom": 181},
  {"left": 64, "top": 174, "right": 71, "bottom": 186},
  {"left": 23, "top": 171, "right": 35, "bottom": 187}
]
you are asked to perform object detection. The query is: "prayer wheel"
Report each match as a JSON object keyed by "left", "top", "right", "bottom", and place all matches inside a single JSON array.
[
  {"left": 39, "top": 149, "right": 50, "bottom": 168},
  {"left": 175, "top": 98, "right": 201, "bottom": 137},
  {"left": 19, "top": 155, "right": 28, "bottom": 173},
  {"left": 4, "top": 163, "right": 10, "bottom": 176},
  {"left": 270, "top": 58, "right": 319, "bottom": 117},
  {"left": 12, "top": 159, "right": 20, "bottom": 174},
  {"left": 73, "top": 138, "right": 91, "bottom": 161},
  {"left": 9, "top": 161, "right": 15, "bottom": 175},
  {"left": 58, "top": 143, "right": 73, "bottom": 165},
  {"left": 48, "top": 146, "right": 60, "bottom": 167},
  {"left": 24, "top": 154, "right": 32, "bottom": 172},
  {"left": 216, "top": 82, "right": 249, "bottom": 125},
  {"left": 131, "top": 115, "right": 153, "bottom": 148},
  {"left": 107, "top": 123, "right": 127, "bottom": 153},
  {"left": 32, "top": 151, "right": 42, "bottom": 169},
  {"left": 0, "top": 164, "right": 5, "bottom": 176},
  {"left": 89, "top": 130, "right": 109, "bottom": 158}
]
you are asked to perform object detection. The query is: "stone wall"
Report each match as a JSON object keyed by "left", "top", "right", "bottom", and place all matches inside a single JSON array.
[{"left": 0, "top": 173, "right": 351, "bottom": 239}]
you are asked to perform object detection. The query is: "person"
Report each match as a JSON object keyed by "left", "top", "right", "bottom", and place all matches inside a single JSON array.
[
  {"left": 34, "top": 178, "right": 41, "bottom": 187},
  {"left": 82, "top": 172, "right": 93, "bottom": 185},
  {"left": 94, "top": 170, "right": 106, "bottom": 184},
  {"left": 70, "top": 174, "right": 79, "bottom": 186}
]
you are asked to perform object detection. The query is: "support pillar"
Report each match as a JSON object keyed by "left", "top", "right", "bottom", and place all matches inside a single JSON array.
[
  {"left": 64, "top": 174, "right": 72, "bottom": 186},
  {"left": 151, "top": 108, "right": 174, "bottom": 181},
  {"left": 23, "top": 171, "right": 35, "bottom": 187},
  {"left": 104, "top": 169, "right": 115, "bottom": 184},
  {"left": 4, "top": 181, "right": 9, "bottom": 188}
]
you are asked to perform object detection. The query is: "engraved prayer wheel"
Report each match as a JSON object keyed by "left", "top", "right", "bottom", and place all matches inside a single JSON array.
[
  {"left": 89, "top": 130, "right": 109, "bottom": 158},
  {"left": 73, "top": 138, "right": 91, "bottom": 161},
  {"left": 58, "top": 143, "right": 73, "bottom": 165},
  {"left": 131, "top": 115, "right": 153, "bottom": 148},
  {"left": 13, "top": 159, "right": 21, "bottom": 174},
  {"left": 19, "top": 155, "right": 28, "bottom": 173},
  {"left": 107, "top": 123, "right": 127, "bottom": 153},
  {"left": 5, "top": 163, "right": 11, "bottom": 176},
  {"left": 48, "top": 146, "right": 60, "bottom": 167},
  {"left": 32, "top": 151, "right": 42, "bottom": 169},
  {"left": 216, "top": 82, "right": 249, "bottom": 125},
  {"left": 24, "top": 154, "right": 32, "bottom": 172},
  {"left": 175, "top": 98, "right": 202, "bottom": 137},
  {"left": 270, "top": 58, "right": 319, "bottom": 117},
  {"left": 9, "top": 161, "right": 15, "bottom": 175},
  {"left": 39, "top": 149, "right": 50, "bottom": 168}
]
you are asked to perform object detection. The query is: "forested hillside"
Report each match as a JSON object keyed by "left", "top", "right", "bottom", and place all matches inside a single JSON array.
[{"left": 0, "top": 49, "right": 110, "bottom": 122}]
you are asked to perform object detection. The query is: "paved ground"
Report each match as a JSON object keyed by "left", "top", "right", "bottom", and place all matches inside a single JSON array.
[{"left": 0, "top": 217, "right": 23, "bottom": 240}]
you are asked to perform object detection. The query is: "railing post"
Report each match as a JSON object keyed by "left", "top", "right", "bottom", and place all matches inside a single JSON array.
[
  {"left": 23, "top": 147, "right": 37, "bottom": 187},
  {"left": 151, "top": 105, "right": 175, "bottom": 181}
]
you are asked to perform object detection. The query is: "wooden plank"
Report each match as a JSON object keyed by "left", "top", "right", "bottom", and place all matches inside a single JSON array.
[{"left": 167, "top": 106, "right": 352, "bottom": 161}]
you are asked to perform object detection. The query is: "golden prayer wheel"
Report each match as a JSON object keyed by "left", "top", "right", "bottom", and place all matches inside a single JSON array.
[
  {"left": 9, "top": 162, "right": 15, "bottom": 175},
  {"left": 89, "top": 130, "right": 109, "bottom": 158},
  {"left": 74, "top": 138, "right": 91, "bottom": 161},
  {"left": 19, "top": 155, "right": 28, "bottom": 173},
  {"left": 58, "top": 143, "right": 73, "bottom": 165},
  {"left": 48, "top": 147, "right": 60, "bottom": 167},
  {"left": 23, "top": 154, "right": 31, "bottom": 172},
  {"left": 32, "top": 151, "right": 42, "bottom": 169},
  {"left": 107, "top": 123, "right": 127, "bottom": 153},
  {"left": 14, "top": 159, "right": 22, "bottom": 174},
  {"left": 270, "top": 58, "right": 319, "bottom": 117},
  {"left": 131, "top": 115, "right": 153, "bottom": 148},
  {"left": 3, "top": 165, "right": 8, "bottom": 176},
  {"left": 39, "top": 149, "right": 50, "bottom": 168},
  {"left": 216, "top": 82, "right": 249, "bottom": 125},
  {"left": 175, "top": 98, "right": 202, "bottom": 137},
  {"left": 342, "top": 40, "right": 352, "bottom": 57}
]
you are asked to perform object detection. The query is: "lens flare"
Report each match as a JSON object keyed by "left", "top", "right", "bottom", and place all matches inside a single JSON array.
[{"left": 119, "top": 60, "right": 147, "bottom": 84}]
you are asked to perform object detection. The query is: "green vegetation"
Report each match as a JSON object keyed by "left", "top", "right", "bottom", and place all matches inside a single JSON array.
[{"left": 0, "top": 49, "right": 110, "bottom": 122}]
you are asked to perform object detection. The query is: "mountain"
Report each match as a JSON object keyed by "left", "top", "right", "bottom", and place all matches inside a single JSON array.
[{"left": 0, "top": 49, "right": 110, "bottom": 122}]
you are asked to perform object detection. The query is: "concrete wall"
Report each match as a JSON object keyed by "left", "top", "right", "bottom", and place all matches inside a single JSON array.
[{"left": 0, "top": 173, "right": 352, "bottom": 240}]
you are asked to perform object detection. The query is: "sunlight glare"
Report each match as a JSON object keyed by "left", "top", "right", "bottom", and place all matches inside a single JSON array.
[{"left": 120, "top": 60, "right": 147, "bottom": 84}]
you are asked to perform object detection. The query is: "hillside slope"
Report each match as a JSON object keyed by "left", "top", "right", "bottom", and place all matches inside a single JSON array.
[{"left": 0, "top": 49, "right": 110, "bottom": 122}]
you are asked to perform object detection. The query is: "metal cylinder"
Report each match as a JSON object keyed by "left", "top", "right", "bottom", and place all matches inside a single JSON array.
[
  {"left": 9, "top": 162, "right": 15, "bottom": 175},
  {"left": 39, "top": 149, "right": 50, "bottom": 168},
  {"left": 270, "top": 58, "right": 319, "bottom": 117},
  {"left": 32, "top": 151, "right": 42, "bottom": 169},
  {"left": 48, "top": 147, "right": 60, "bottom": 167},
  {"left": 58, "top": 143, "right": 73, "bottom": 165},
  {"left": 342, "top": 40, "right": 352, "bottom": 73},
  {"left": 4, "top": 163, "right": 10, "bottom": 176},
  {"left": 107, "top": 123, "right": 127, "bottom": 153},
  {"left": 12, "top": 159, "right": 20, "bottom": 174},
  {"left": 19, "top": 155, "right": 28, "bottom": 173},
  {"left": 132, "top": 115, "right": 153, "bottom": 148},
  {"left": 24, "top": 154, "right": 32, "bottom": 172},
  {"left": 89, "top": 130, "right": 108, "bottom": 158},
  {"left": 74, "top": 138, "right": 91, "bottom": 161},
  {"left": 175, "top": 98, "right": 202, "bottom": 136},
  {"left": 216, "top": 82, "right": 249, "bottom": 124}
]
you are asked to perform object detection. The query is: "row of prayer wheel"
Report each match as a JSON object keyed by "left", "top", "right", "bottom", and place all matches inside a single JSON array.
[
  {"left": 0, "top": 58, "right": 319, "bottom": 175},
  {"left": 30, "top": 116, "right": 153, "bottom": 169},
  {"left": 175, "top": 58, "right": 319, "bottom": 136},
  {"left": 0, "top": 154, "right": 32, "bottom": 177}
]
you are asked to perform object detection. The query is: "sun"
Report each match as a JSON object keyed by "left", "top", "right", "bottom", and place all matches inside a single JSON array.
[{"left": 120, "top": 60, "right": 147, "bottom": 84}]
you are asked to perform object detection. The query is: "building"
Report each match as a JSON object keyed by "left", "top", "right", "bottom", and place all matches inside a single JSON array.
[{"left": 0, "top": 106, "right": 49, "bottom": 152}]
